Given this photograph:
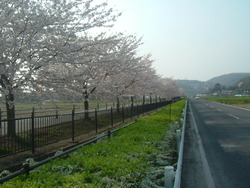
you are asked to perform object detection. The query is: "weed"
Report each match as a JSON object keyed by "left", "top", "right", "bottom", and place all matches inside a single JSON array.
[{"left": 0, "top": 147, "right": 11, "bottom": 155}]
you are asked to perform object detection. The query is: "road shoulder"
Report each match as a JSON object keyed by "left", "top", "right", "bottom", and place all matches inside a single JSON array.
[{"left": 181, "top": 102, "right": 215, "bottom": 188}]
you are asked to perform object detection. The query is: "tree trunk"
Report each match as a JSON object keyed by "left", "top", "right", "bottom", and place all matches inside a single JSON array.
[
  {"left": 5, "top": 93, "right": 16, "bottom": 136},
  {"left": 84, "top": 97, "right": 90, "bottom": 120},
  {"left": 142, "top": 95, "right": 145, "bottom": 105},
  {"left": 116, "top": 97, "right": 120, "bottom": 112}
]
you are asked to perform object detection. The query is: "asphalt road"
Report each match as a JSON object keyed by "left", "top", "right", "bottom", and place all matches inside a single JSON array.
[{"left": 181, "top": 99, "right": 250, "bottom": 188}]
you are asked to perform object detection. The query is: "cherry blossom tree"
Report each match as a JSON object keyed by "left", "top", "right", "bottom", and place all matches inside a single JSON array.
[
  {"left": 0, "top": 0, "right": 120, "bottom": 135},
  {"left": 157, "top": 77, "right": 184, "bottom": 100},
  {"left": 127, "top": 54, "right": 184, "bottom": 102},
  {"left": 37, "top": 34, "right": 143, "bottom": 118},
  {"left": 127, "top": 54, "right": 160, "bottom": 103},
  {"left": 0, "top": 0, "right": 184, "bottom": 137},
  {"left": 98, "top": 53, "right": 157, "bottom": 109},
  {"left": 39, "top": 36, "right": 121, "bottom": 119},
  {"left": 140, "top": 76, "right": 184, "bottom": 104}
]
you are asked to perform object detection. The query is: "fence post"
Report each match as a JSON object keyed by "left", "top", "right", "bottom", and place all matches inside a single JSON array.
[
  {"left": 164, "top": 166, "right": 175, "bottom": 188},
  {"left": 56, "top": 105, "right": 58, "bottom": 119},
  {"left": 71, "top": 106, "right": 75, "bottom": 142},
  {"left": 95, "top": 108, "right": 98, "bottom": 133},
  {"left": 176, "top": 129, "right": 182, "bottom": 154},
  {"left": 111, "top": 107, "right": 113, "bottom": 128},
  {"left": 107, "top": 130, "right": 111, "bottom": 139},
  {"left": 131, "top": 104, "right": 133, "bottom": 120},
  {"left": 137, "top": 104, "right": 139, "bottom": 117},
  {"left": 31, "top": 107, "right": 35, "bottom": 154},
  {"left": 22, "top": 163, "right": 30, "bottom": 175},
  {"left": 122, "top": 106, "right": 125, "bottom": 123},
  {"left": 131, "top": 96, "right": 134, "bottom": 107},
  {"left": 0, "top": 108, "right": 1, "bottom": 128},
  {"left": 169, "top": 101, "right": 172, "bottom": 122}
]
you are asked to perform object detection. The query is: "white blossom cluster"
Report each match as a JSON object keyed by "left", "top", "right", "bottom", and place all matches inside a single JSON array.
[{"left": 0, "top": 0, "right": 184, "bottom": 115}]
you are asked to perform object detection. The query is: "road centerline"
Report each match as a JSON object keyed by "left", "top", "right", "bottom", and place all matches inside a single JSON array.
[{"left": 227, "top": 113, "right": 240, "bottom": 120}]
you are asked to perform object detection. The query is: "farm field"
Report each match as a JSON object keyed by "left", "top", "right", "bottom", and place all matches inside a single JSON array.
[
  {"left": 0, "top": 100, "right": 135, "bottom": 110},
  {"left": 1, "top": 99, "right": 186, "bottom": 187},
  {"left": 204, "top": 96, "right": 250, "bottom": 109},
  {"left": 0, "top": 98, "right": 147, "bottom": 109},
  {"left": 0, "top": 99, "right": 146, "bottom": 118}
]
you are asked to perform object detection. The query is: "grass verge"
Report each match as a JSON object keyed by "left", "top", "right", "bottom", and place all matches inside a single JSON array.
[
  {"left": 1, "top": 99, "right": 186, "bottom": 187},
  {"left": 203, "top": 96, "right": 250, "bottom": 105}
]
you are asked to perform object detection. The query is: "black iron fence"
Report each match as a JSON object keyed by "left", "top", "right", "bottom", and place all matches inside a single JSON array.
[{"left": 0, "top": 100, "right": 174, "bottom": 158}]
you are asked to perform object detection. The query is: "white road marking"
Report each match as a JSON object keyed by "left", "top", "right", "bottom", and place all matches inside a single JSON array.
[
  {"left": 217, "top": 109, "right": 222, "bottom": 111},
  {"left": 205, "top": 120, "right": 217, "bottom": 124},
  {"left": 221, "top": 144, "right": 241, "bottom": 148},
  {"left": 227, "top": 114, "right": 240, "bottom": 120}
]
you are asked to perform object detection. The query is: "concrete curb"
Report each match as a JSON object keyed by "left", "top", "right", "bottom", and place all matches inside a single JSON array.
[{"left": 164, "top": 99, "right": 188, "bottom": 188}]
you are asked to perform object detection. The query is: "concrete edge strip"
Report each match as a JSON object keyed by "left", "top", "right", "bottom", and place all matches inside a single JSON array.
[{"left": 173, "top": 100, "right": 188, "bottom": 188}]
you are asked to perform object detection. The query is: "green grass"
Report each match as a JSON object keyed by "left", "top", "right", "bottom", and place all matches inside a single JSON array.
[
  {"left": 1, "top": 100, "right": 186, "bottom": 187},
  {"left": 204, "top": 96, "right": 250, "bottom": 105},
  {"left": 0, "top": 147, "right": 11, "bottom": 155}
]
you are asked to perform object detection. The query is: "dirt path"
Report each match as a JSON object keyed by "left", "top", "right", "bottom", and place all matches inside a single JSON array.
[{"left": 233, "top": 104, "right": 250, "bottom": 110}]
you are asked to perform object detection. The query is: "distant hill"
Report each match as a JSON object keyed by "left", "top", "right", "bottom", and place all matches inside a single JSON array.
[
  {"left": 206, "top": 73, "right": 250, "bottom": 87},
  {"left": 176, "top": 72, "right": 250, "bottom": 96},
  {"left": 234, "top": 76, "right": 250, "bottom": 92},
  {"left": 176, "top": 80, "right": 208, "bottom": 96}
]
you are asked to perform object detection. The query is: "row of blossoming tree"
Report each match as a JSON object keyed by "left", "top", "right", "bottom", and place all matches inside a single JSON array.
[{"left": 0, "top": 0, "right": 183, "bottom": 136}]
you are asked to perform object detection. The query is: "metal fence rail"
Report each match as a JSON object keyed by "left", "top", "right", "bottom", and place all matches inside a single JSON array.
[{"left": 0, "top": 100, "right": 173, "bottom": 158}]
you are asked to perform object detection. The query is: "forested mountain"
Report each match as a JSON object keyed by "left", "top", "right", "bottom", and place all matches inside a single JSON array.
[
  {"left": 176, "top": 80, "right": 208, "bottom": 96},
  {"left": 233, "top": 76, "right": 250, "bottom": 92},
  {"left": 176, "top": 73, "right": 250, "bottom": 96},
  {"left": 206, "top": 73, "right": 250, "bottom": 87}
]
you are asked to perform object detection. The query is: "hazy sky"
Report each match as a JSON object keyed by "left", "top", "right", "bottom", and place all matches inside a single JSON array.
[{"left": 108, "top": 0, "right": 250, "bottom": 81}]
